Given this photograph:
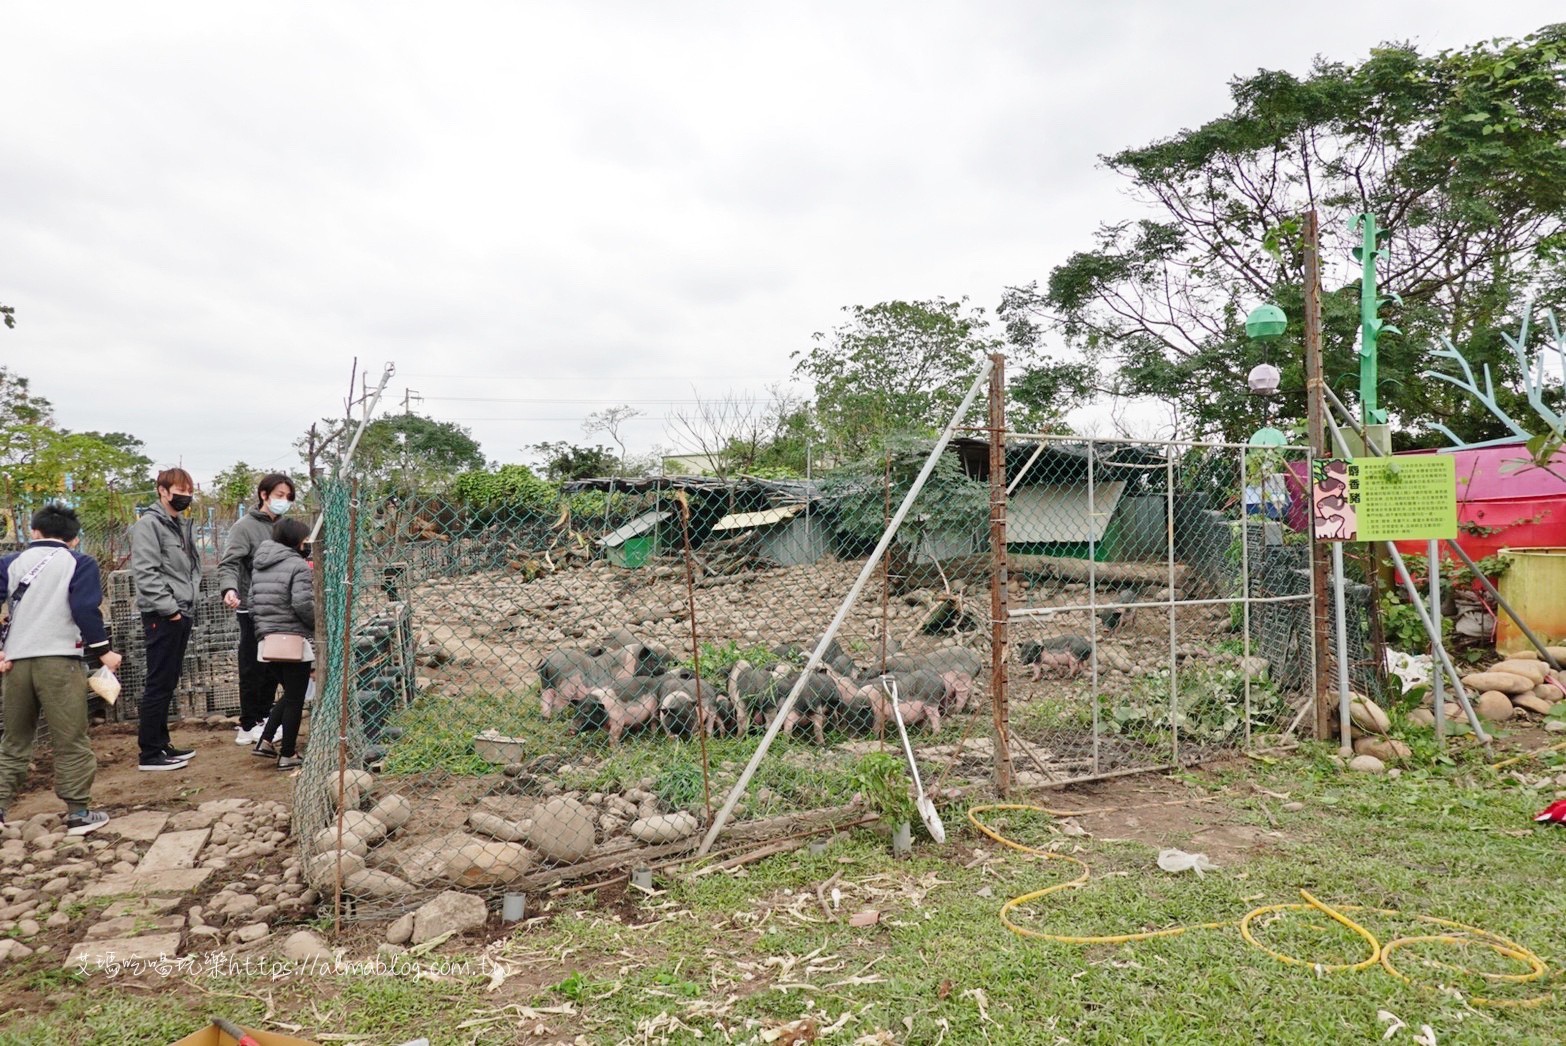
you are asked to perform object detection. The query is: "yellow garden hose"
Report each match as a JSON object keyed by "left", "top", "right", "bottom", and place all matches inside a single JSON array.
[{"left": 968, "top": 803, "right": 1552, "bottom": 1009}]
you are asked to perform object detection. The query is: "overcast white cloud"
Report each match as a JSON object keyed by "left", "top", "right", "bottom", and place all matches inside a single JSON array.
[{"left": 2, "top": 1, "right": 1560, "bottom": 484}]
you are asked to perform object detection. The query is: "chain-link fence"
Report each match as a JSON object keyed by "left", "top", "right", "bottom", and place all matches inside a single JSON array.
[
  {"left": 291, "top": 362, "right": 1332, "bottom": 922},
  {"left": 295, "top": 437, "right": 1020, "bottom": 917},
  {"left": 1000, "top": 435, "right": 1317, "bottom": 786}
]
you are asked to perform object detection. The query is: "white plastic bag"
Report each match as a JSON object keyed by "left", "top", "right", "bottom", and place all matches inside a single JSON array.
[
  {"left": 88, "top": 665, "right": 121, "bottom": 705},
  {"left": 304, "top": 676, "right": 316, "bottom": 709},
  {"left": 1157, "top": 848, "right": 1218, "bottom": 875}
]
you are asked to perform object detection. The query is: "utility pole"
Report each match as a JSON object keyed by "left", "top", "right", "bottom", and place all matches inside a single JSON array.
[
  {"left": 1302, "top": 210, "right": 1336, "bottom": 741},
  {"left": 401, "top": 388, "right": 421, "bottom": 416}
]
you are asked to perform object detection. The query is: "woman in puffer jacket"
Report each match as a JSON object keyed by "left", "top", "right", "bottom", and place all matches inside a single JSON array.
[{"left": 249, "top": 518, "right": 314, "bottom": 769}]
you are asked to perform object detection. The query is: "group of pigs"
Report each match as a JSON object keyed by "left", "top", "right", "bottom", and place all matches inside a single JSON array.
[{"left": 536, "top": 628, "right": 986, "bottom": 746}]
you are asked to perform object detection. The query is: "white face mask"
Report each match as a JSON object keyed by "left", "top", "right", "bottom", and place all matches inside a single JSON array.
[{"left": 269, "top": 498, "right": 292, "bottom": 515}]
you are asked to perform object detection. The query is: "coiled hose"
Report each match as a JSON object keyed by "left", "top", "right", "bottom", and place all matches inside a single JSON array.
[{"left": 967, "top": 803, "right": 1551, "bottom": 1009}]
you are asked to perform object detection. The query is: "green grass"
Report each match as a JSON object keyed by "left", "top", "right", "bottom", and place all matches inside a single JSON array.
[{"left": 5, "top": 745, "right": 1565, "bottom": 1043}]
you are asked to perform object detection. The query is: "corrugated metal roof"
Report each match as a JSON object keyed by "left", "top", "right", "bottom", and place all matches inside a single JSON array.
[
  {"left": 597, "top": 510, "right": 671, "bottom": 548},
  {"left": 1007, "top": 481, "right": 1126, "bottom": 543},
  {"left": 710, "top": 504, "right": 805, "bottom": 532}
]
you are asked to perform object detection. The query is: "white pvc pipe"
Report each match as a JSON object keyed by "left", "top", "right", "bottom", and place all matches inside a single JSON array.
[{"left": 695, "top": 358, "right": 996, "bottom": 856}]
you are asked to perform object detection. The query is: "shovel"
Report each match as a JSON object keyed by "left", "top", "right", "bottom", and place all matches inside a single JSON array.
[{"left": 887, "top": 680, "right": 945, "bottom": 844}]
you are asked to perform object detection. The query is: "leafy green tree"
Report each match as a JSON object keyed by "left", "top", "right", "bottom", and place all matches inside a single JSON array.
[
  {"left": 208, "top": 461, "right": 260, "bottom": 512},
  {"left": 824, "top": 435, "right": 988, "bottom": 575},
  {"left": 1, "top": 368, "right": 151, "bottom": 531},
  {"left": 1, "top": 303, "right": 14, "bottom": 330},
  {"left": 305, "top": 414, "right": 486, "bottom": 490},
  {"left": 794, "top": 298, "right": 1002, "bottom": 460},
  {"left": 528, "top": 441, "right": 619, "bottom": 481},
  {"left": 1009, "top": 26, "right": 1566, "bottom": 445}
]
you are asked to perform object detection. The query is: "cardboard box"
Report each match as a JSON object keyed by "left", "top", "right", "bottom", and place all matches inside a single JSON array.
[{"left": 169, "top": 1025, "right": 320, "bottom": 1046}]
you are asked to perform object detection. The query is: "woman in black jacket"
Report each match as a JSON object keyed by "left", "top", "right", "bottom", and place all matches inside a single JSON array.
[{"left": 249, "top": 518, "right": 314, "bottom": 769}]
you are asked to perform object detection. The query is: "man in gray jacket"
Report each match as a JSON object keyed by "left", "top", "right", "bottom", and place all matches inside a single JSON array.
[
  {"left": 0, "top": 503, "right": 123, "bottom": 832},
  {"left": 130, "top": 467, "right": 201, "bottom": 771},
  {"left": 217, "top": 472, "right": 296, "bottom": 745}
]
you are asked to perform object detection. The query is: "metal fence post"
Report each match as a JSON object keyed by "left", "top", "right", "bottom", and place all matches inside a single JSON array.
[{"left": 988, "top": 352, "right": 1013, "bottom": 795}]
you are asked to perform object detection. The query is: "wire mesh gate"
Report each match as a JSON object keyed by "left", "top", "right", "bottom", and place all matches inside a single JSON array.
[{"left": 998, "top": 434, "right": 1317, "bottom": 786}]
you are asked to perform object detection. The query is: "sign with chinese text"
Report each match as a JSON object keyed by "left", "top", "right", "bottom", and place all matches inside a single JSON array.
[{"left": 1310, "top": 455, "right": 1456, "bottom": 542}]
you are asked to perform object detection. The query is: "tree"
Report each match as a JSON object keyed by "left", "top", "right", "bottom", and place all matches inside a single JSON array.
[
  {"left": 793, "top": 298, "right": 1002, "bottom": 460},
  {"left": 300, "top": 414, "right": 485, "bottom": 490},
  {"left": 0, "top": 368, "right": 151, "bottom": 531},
  {"left": 583, "top": 405, "right": 643, "bottom": 473},
  {"left": 528, "top": 441, "right": 619, "bottom": 481},
  {"left": 1, "top": 303, "right": 14, "bottom": 329},
  {"left": 665, "top": 384, "right": 811, "bottom": 479},
  {"left": 1009, "top": 26, "right": 1566, "bottom": 445},
  {"left": 209, "top": 461, "right": 260, "bottom": 511}
]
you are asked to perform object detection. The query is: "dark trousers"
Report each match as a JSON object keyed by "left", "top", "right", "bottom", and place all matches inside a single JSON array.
[
  {"left": 236, "top": 613, "right": 278, "bottom": 729},
  {"left": 139, "top": 613, "right": 193, "bottom": 760},
  {"left": 261, "top": 660, "right": 312, "bottom": 758}
]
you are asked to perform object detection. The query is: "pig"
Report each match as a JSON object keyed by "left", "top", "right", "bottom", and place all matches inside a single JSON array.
[
  {"left": 1017, "top": 636, "right": 1093, "bottom": 681},
  {"left": 856, "top": 670, "right": 946, "bottom": 737},
  {"left": 537, "top": 644, "right": 637, "bottom": 718},
  {"left": 658, "top": 690, "right": 701, "bottom": 740},
  {"left": 571, "top": 685, "right": 658, "bottom": 746},
  {"left": 881, "top": 646, "right": 984, "bottom": 713},
  {"left": 729, "top": 660, "right": 783, "bottom": 731},
  {"left": 776, "top": 664, "right": 857, "bottom": 744}
]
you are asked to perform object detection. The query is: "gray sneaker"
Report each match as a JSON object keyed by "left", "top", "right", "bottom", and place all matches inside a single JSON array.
[
  {"left": 65, "top": 809, "right": 110, "bottom": 836},
  {"left": 276, "top": 755, "right": 302, "bottom": 770}
]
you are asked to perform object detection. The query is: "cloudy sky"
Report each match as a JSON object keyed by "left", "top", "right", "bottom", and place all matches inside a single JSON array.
[{"left": 2, "top": 2, "right": 1559, "bottom": 486}]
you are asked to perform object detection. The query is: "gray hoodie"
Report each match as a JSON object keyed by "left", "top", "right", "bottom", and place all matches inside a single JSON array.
[
  {"left": 129, "top": 503, "right": 201, "bottom": 617},
  {"left": 217, "top": 506, "right": 280, "bottom": 610}
]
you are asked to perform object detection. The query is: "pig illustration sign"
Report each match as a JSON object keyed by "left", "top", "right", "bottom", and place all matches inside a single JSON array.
[{"left": 1310, "top": 455, "right": 1457, "bottom": 542}]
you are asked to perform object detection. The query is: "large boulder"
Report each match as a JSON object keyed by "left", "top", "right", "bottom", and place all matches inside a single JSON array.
[
  {"left": 444, "top": 842, "right": 535, "bottom": 888},
  {"left": 1462, "top": 672, "right": 1534, "bottom": 697},
  {"left": 411, "top": 890, "right": 487, "bottom": 945},
  {"left": 1353, "top": 736, "right": 1411, "bottom": 763},
  {"left": 306, "top": 850, "right": 365, "bottom": 890},
  {"left": 1476, "top": 690, "right": 1515, "bottom": 721},
  {"left": 628, "top": 812, "right": 700, "bottom": 844},
  {"left": 338, "top": 811, "right": 389, "bottom": 846},
  {"left": 343, "top": 869, "right": 414, "bottom": 899},
  {"left": 1348, "top": 694, "right": 1391, "bottom": 735},
  {"left": 525, "top": 797, "right": 595, "bottom": 863},
  {"left": 368, "top": 795, "right": 413, "bottom": 831}
]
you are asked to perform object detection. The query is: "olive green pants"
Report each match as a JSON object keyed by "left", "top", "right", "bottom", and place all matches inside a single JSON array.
[{"left": 0, "top": 656, "right": 94, "bottom": 812}]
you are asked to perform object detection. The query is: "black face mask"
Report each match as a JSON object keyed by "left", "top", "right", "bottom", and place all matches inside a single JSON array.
[{"left": 168, "top": 494, "right": 193, "bottom": 513}]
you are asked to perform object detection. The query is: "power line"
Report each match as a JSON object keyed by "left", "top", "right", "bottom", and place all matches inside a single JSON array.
[{"left": 403, "top": 373, "right": 788, "bottom": 381}]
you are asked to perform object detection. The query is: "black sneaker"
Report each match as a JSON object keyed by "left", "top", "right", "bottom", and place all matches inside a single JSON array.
[
  {"left": 65, "top": 809, "right": 111, "bottom": 835},
  {"left": 138, "top": 753, "right": 191, "bottom": 772},
  {"left": 163, "top": 745, "right": 196, "bottom": 760}
]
